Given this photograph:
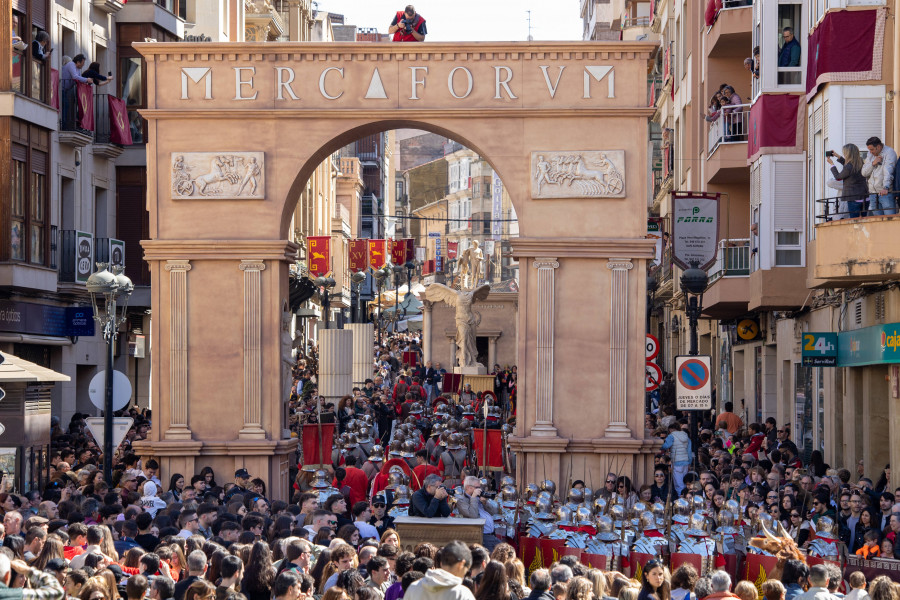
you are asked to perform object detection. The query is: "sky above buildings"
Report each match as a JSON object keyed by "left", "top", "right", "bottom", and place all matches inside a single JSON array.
[{"left": 314, "top": 0, "right": 584, "bottom": 42}]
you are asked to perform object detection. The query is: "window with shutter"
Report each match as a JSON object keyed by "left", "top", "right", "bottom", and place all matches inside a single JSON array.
[
  {"left": 844, "top": 97, "right": 884, "bottom": 152},
  {"left": 773, "top": 160, "right": 804, "bottom": 266}
]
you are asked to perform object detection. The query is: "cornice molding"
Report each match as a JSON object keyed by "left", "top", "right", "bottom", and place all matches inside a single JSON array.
[
  {"left": 143, "top": 240, "right": 299, "bottom": 262},
  {"left": 511, "top": 237, "right": 656, "bottom": 259},
  {"left": 139, "top": 108, "right": 657, "bottom": 120}
]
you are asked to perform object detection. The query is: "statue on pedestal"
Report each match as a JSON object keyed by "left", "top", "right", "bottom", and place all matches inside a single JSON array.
[
  {"left": 423, "top": 283, "right": 491, "bottom": 369},
  {"left": 457, "top": 241, "right": 485, "bottom": 290}
]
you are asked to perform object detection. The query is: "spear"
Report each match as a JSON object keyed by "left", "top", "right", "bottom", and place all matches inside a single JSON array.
[
  {"left": 316, "top": 395, "right": 325, "bottom": 470},
  {"left": 482, "top": 400, "right": 488, "bottom": 478}
]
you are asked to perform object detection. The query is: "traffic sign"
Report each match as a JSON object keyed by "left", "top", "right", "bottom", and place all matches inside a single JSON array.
[
  {"left": 646, "top": 361, "right": 663, "bottom": 392},
  {"left": 88, "top": 370, "right": 132, "bottom": 411},
  {"left": 646, "top": 334, "right": 660, "bottom": 361},
  {"left": 84, "top": 417, "right": 134, "bottom": 451},
  {"left": 801, "top": 332, "right": 837, "bottom": 366},
  {"left": 675, "top": 355, "right": 712, "bottom": 410}
]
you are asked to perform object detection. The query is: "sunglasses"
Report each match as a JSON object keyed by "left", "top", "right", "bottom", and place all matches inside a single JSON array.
[
  {"left": 327, "top": 520, "right": 337, "bottom": 525},
  {"left": 606, "top": 480, "right": 616, "bottom": 484},
  {"left": 791, "top": 513, "right": 801, "bottom": 518},
  {"left": 373, "top": 503, "right": 386, "bottom": 508}
]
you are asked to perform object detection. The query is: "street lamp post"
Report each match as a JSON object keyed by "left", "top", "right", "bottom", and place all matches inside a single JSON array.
[
  {"left": 392, "top": 263, "right": 404, "bottom": 334},
  {"left": 314, "top": 276, "right": 337, "bottom": 328},
  {"left": 86, "top": 263, "right": 133, "bottom": 485},
  {"left": 404, "top": 260, "right": 416, "bottom": 323},
  {"left": 350, "top": 271, "right": 367, "bottom": 323},
  {"left": 680, "top": 260, "right": 708, "bottom": 472},
  {"left": 372, "top": 266, "right": 389, "bottom": 346}
]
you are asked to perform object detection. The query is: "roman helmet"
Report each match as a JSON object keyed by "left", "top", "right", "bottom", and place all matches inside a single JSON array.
[
  {"left": 717, "top": 509, "right": 735, "bottom": 530},
  {"left": 500, "top": 486, "right": 518, "bottom": 509},
  {"left": 674, "top": 498, "right": 691, "bottom": 517},
  {"left": 388, "top": 440, "right": 404, "bottom": 457},
  {"left": 592, "top": 496, "right": 608, "bottom": 516},
  {"left": 581, "top": 487, "right": 594, "bottom": 504},
  {"left": 815, "top": 515, "right": 838, "bottom": 539},
  {"left": 567, "top": 488, "right": 585, "bottom": 507},
  {"left": 310, "top": 470, "right": 331, "bottom": 489},
  {"left": 539, "top": 480, "right": 557, "bottom": 500},
  {"left": 575, "top": 506, "right": 593, "bottom": 526},
  {"left": 534, "top": 494, "right": 554, "bottom": 520},
  {"left": 639, "top": 511, "right": 656, "bottom": 530},
  {"left": 448, "top": 433, "right": 465, "bottom": 450},
  {"left": 368, "top": 445, "right": 384, "bottom": 463},
  {"left": 555, "top": 505, "right": 574, "bottom": 526},
  {"left": 524, "top": 483, "right": 539, "bottom": 504},
  {"left": 652, "top": 502, "right": 666, "bottom": 527},
  {"left": 356, "top": 426, "right": 372, "bottom": 444},
  {"left": 439, "top": 431, "right": 452, "bottom": 447},
  {"left": 400, "top": 441, "right": 417, "bottom": 459},
  {"left": 500, "top": 475, "right": 516, "bottom": 489},
  {"left": 686, "top": 512, "right": 709, "bottom": 536},
  {"left": 595, "top": 515, "right": 618, "bottom": 541}
]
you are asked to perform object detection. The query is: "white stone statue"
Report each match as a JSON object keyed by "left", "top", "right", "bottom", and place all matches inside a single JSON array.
[
  {"left": 458, "top": 241, "right": 485, "bottom": 290},
  {"left": 281, "top": 304, "right": 294, "bottom": 401},
  {"left": 423, "top": 283, "right": 491, "bottom": 369}
]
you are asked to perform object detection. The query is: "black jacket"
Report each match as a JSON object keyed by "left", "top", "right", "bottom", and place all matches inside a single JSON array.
[{"left": 409, "top": 489, "right": 451, "bottom": 518}]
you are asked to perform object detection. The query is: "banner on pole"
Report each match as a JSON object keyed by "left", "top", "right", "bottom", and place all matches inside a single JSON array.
[
  {"left": 301, "top": 423, "right": 336, "bottom": 467},
  {"left": 76, "top": 83, "right": 94, "bottom": 131},
  {"left": 348, "top": 239, "right": 369, "bottom": 272},
  {"left": 307, "top": 236, "right": 330, "bottom": 276},
  {"left": 671, "top": 192, "right": 720, "bottom": 271},
  {"left": 369, "top": 239, "right": 387, "bottom": 269}
]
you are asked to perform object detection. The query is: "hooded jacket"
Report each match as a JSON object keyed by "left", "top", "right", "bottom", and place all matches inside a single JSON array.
[
  {"left": 403, "top": 568, "right": 475, "bottom": 600},
  {"left": 140, "top": 481, "right": 168, "bottom": 517}
]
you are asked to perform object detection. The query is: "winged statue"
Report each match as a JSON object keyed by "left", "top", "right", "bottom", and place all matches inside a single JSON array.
[{"left": 423, "top": 283, "right": 491, "bottom": 368}]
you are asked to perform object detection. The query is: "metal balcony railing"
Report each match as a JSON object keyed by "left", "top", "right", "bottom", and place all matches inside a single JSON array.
[
  {"left": 722, "top": 0, "right": 753, "bottom": 8},
  {"left": 94, "top": 92, "right": 112, "bottom": 144},
  {"left": 58, "top": 230, "right": 88, "bottom": 283},
  {"left": 708, "top": 239, "right": 751, "bottom": 282},
  {"left": 707, "top": 104, "right": 750, "bottom": 154},
  {"left": 623, "top": 16, "right": 651, "bottom": 29},
  {"left": 648, "top": 76, "right": 663, "bottom": 106}
]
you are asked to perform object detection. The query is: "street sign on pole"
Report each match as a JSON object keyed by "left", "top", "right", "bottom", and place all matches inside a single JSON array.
[
  {"left": 675, "top": 355, "right": 712, "bottom": 410},
  {"left": 646, "top": 334, "right": 660, "bottom": 361},
  {"left": 646, "top": 361, "right": 663, "bottom": 392},
  {"left": 88, "top": 370, "right": 132, "bottom": 411},
  {"left": 84, "top": 417, "right": 133, "bottom": 451}
]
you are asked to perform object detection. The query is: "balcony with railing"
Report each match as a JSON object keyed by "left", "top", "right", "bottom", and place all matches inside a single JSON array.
[
  {"left": 707, "top": 104, "right": 750, "bottom": 184},
  {"left": 813, "top": 197, "right": 900, "bottom": 285},
  {"left": 58, "top": 86, "right": 93, "bottom": 148},
  {"left": 92, "top": 92, "right": 125, "bottom": 159},
  {"left": 703, "top": 238, "right": 751, "bottom": 318},
  {"left": 707, "top": 0, "right": 753, "bottom": 57},
  {"left": 648, "top": 76, "right": 663, "bottom": 107}
]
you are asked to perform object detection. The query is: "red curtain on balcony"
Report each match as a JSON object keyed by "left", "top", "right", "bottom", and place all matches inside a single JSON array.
[
  {"left": 806, "top": 7, "right": 887, "bottom": 100},
  {"left": 76, "top": 82, "right": 93, "bottom": 130},
  {"left": 747, "top": 94, "right": 805, "bottom": 163},
  {"left": 705, "top": 0, "right": 722, "bottom": 27},
  {"left": 108, "top": 95, "right": 133, "bottom": 145}
]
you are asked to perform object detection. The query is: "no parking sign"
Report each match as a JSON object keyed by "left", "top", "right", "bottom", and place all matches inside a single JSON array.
[{"left": 675, "top": 355, "right": 712, "bottom": 410}]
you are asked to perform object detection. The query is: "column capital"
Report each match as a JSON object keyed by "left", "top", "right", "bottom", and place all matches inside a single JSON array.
[
  {"left": 606, "top": 258, "right": 634, "bottom": 271},
  {"left": 239, "top": 260, "right": 267, "bottom": 271},
  {"left": 164, "top": 260, "right": 192, "bottom": 272},
  {"left": 533, "top": 258, "right": 560, "bottom": 270}
]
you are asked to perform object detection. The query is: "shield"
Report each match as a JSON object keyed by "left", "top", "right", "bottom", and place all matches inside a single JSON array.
[
  {"left": 629, "top": 552, "right": 656, "bottom": 580},
  {"left": 519, "top": 537, "right": 542, "bottom": 577},
  {"left": 671, "top": 552, "right": 704, "bottom": 574},
  {"left": 581, "top": 553, "right": 607, "bottom": 570},
  {"left": 538, "top": 539, "right": 565, "bottom": 568}
]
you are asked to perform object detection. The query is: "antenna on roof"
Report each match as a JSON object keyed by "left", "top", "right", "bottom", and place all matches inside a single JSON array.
[{"left": 526, "top": 10, "right": 533, "bottom": 41}]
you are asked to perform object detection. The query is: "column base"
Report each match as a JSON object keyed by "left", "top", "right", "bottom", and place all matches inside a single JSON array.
[
  {"left": 454, "top": 365, "right": 487, "bottom": 375},
  {"left": 163, "top": 426, "right": 193, "bottom": 440},
  {"left": 529, "top": 423, "right": 559, "bottom": 437},
  {"left": 238, "top": 427, "right": 267, "bottom": 440},
  {"left": 603, "top": 423, "right": 632, "bottom": 438}
]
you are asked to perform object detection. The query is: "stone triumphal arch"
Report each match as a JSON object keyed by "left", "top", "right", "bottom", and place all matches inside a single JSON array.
[{"left": 132, "top": 41, "right": 659, "bottom": 499}]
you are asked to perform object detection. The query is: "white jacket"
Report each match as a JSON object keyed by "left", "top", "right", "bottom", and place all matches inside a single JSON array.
[
  {"left": 403, "top": 569, "right": 475, "bottom": 600},
  {"left": 860, "top": 145, "right": 898, "bottom": 193}
]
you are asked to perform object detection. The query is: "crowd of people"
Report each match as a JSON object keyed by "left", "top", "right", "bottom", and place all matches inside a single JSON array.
[{"left": 0, "top": 329, "right": 890, "bottom": 600}]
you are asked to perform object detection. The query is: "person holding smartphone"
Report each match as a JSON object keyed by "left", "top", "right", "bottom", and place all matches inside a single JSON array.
[{"left": 389, "top": 5, "right": 426, "bottom": 42}]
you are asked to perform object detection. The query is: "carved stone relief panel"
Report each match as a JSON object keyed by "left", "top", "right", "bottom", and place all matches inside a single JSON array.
[
  {"left": 531, "top": 150, "right": 625, "bottom": 199},
  {"left": 171, "top": 152, "right": 265, "bottom": 199}
]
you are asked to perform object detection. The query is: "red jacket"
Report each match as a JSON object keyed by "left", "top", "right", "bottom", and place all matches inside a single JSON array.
[
  {"left": 746, "top": 432, "right": 765, "bottom": 458},
  {"left": 333, "top": 466, "right": 369, "bottom": 507},
  {"left": 411, "top": 464, "right": 442, "bottom": 491},
  {"left": 392, "top": 11, "right": 425, "bottom": 42}
]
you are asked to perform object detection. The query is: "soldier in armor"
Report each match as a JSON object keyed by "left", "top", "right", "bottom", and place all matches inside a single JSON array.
[
  {"left": 439, "top": 433, "right": 469, "bottom": 488},
  {"left": 585, "top": 514, "right": 621, "bottom": 562},
  {"left": 678, "top": 512, "right": 718, "bottom": 576},
  {"left": 389, "top": 484, "right": 412, "bottom": 518},
  {"left": 566, "top": 488, "right": 585, "bottom": 512},
  {"left": 361, "top": 445, "right": 384, "bottom": 481},
  {"left": 401, "top": 440, "right": 417, "bottom": 469},
  {"left": 425, "top": 423, "right": 442, "bottom": 461},
  {"left": 357, "top": 425, "right": 375, "bottom": 457},
  {"left": 527, "top": 494, "right": 557, "bottom": 538},
  {"left": 345, "top": 434, "right": 368, "bottom": 466},
  {"left": 807, "top": 516, "right": 843, "bottom": 560},
  {"left": 632, "top": 511, "right": 668, "bottom": 557},
  {"left": 310, "top": 469, "right": 340, "bottom": 504},
  {"left": 671, "top": 498, "right": 691, "bottom": 545}
]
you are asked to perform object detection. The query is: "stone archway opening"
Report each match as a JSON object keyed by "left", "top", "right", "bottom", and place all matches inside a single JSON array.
[{"left": 134, "top": 41, "right": 660, "bottom": 500}]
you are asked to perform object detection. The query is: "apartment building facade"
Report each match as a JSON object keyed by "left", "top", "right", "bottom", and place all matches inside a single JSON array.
[{"left": 648, "top": 0, "right": 900, "bottom": 476}]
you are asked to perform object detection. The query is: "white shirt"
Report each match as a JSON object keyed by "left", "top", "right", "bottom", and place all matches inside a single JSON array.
[
  {"left": 69, "top": 545, "right": 102, "bottom": 570},
  {"left": 355, "top": 520, "right": 380, "bottom": 540}
]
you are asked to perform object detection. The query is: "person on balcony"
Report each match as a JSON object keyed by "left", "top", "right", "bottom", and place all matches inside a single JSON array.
[
  {"left": 828, "top": 144, "right": 868, "bottom": 219},
  {"left": 862, "top": 136, "right": 898, "bottom": 216},
  {"left": 80, "top": 61, "right": 114, "bottom": 87},
  {"left": 779, "top": 27, "right": 801, "bottom": 68},
  {"left": 720, "top": 86, "right": 745, "bottom": 140},
  {"left": 31, "top": 31, "right": 52, "bottom": 63},
  {"left": 60, "top": 54, "right": 91, "bottom": 131}
]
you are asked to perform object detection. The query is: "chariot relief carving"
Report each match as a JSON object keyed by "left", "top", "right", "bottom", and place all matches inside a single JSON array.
[
  {"left": 171, "top": 152, "right": 265, "bottom": 199},
  {"left": 531, "top": 150, "right": 625, "bottom": 199}
]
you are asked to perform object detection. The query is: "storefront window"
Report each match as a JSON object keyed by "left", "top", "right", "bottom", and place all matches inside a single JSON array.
[{"left": 794, "top": 364, "right": 813, "bottom": 463}]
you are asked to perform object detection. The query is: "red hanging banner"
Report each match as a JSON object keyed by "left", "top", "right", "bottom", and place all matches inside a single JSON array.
[
  {"left": 50, "top": 69, "right": 59, "bottom": 110},
  {"left": 391, "top": 237, "right": 406, "bottom": 265},
  {"left": 307, "top": 236, "right": 331, "bottom": 276},
  {"left": 108, "top": 95, "right": 133, "bottom": 145},
  {"left": 348, "top": 239, "right": 369, "bottom": 272},
  {"left": 404, "top": 238, "right": 415, "bottom": 263},
  {"left": 369, "top": 239, "right": 387, "bottom": 269},
  {"left": 447, "top": 241, "right": 459, "bottom": 259},
  {"left": 472, "top": 429, "right": 504, "bottom": 471},
  {"left": 76, "top": 82, "right": 94, "bottom": 131},
  {"left": 300, "top": 423, "right": 336, "bottom": 468}
]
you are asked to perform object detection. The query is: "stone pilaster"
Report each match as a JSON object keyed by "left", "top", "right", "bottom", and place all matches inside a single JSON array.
[
  {"left": 347, "top": 323, "right": 374, "bottom": 386},
  {"left": 532, "top": 258, "right": 559, "bottom": 437},
  {"left": 319, "top": 329, "right": 353, "bottom": 405},
  {"left": 605, "top": 258, "right": 633, "bottom": 437},
  {"left": 164, "top": 260, "right": 192, "bottom": 440},
  {"left": 239, "top": 260, "right": 267, "bottom": 439}
]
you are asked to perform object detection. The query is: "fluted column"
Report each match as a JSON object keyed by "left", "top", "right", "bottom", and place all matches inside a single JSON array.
[
  {"left": 164, "top": 260, "right": 192, "bottom": 440},
  {"left": 422, "top": 300, "right": 433, "bottom": 363},
  {"left": 606, "top": 258, "right": 633, "bottom": 437},
  {"left": 239, "top": 260, "right": 266, "bottom": 439},
  {"left": 347, "top": 323, "right": 374, "bottom": 386},
  {"left": 532, "top": 258, "right": 559, "bottom": 437},
  {"left": 319, "top": 329, "right": 353, "bottom": 405}
]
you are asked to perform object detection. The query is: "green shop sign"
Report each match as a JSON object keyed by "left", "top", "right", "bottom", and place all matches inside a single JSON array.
[{"left": 838, "top": 323, "right": 900, "bottom": 367}]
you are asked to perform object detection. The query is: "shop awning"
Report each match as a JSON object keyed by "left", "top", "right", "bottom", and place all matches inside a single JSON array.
[{"left": 0, "top": 352, "right": 70, "bottom": 383}]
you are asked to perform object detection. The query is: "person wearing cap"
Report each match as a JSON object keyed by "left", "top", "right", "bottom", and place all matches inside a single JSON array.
[
  {"left": 224, "top": 469, "right": 251, "bottom": 502},
  {"left": 369, "top": 494, "right": 394, "bottom": 537}
]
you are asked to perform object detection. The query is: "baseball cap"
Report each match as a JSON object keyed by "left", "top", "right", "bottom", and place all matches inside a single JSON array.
[
  {"left": 235, "top": 468, "right": 251, "bottom": 479},
  {"left": 45, "top": 558, "right": 68, "bottom": 573}
]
